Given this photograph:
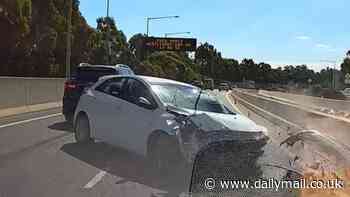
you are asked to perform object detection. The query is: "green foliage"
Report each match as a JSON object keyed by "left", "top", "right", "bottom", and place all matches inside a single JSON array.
[
  {"left": 194, "top": 42, "right": 323, "bottom": 86},
  {"left": 341, "top": 51, "right": 350, "bottom": 74},
  {"left": 16, "top": 0, "right": 32, "bottom": 19},
  {"left": 141, "top": 52, "right": 199, "bottom": 82},
  {"left": 2, "top": 0, "right": 346, "bottom": 89},
  {"left": 16, "top": 0, "right": 31, "bottom": 35}
]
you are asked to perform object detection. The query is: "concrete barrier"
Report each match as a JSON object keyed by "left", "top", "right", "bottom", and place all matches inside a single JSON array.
[
  {"left": 259, "top": 90, "right": 350, "bottom": 113},
  {"left": 232, "top": 90, "right": 350, "bottom": 148},
  {"left": 0, "top": 77, "right": 65, "bottom": 110}
]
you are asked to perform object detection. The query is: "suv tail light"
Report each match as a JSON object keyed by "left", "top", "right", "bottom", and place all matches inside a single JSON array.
[{"left": 64, "top": 80, "right": 77, "bottom": 91}]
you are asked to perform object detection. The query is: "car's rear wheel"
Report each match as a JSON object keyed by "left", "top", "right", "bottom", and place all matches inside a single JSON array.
[{"left": 74, "top": 114, "right": 93, "bottom": 143}]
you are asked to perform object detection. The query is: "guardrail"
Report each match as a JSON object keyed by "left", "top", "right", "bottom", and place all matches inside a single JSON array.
[
  {"left": 0, "top": 77, "right": 65, "bottom": 110},
  {"left": 231, "top": 90, "right": 350, "bottom": 147}
]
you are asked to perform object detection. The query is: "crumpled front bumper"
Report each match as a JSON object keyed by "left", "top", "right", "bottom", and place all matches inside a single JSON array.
[{"left": 178, "top": 127, "right": 269, "bottom": 163}]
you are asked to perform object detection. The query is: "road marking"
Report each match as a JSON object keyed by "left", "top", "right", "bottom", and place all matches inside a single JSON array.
[
  {"left": 225, "top": 92, "right": 242, "bottom": 113},
  {"left": 0, "top": 113, "right": 62, "bottom": 129},
  {"left": 233, "top": 92, "right": 302, "bottom": 129},
  {"left": 84, "top": 171, "right": 107, "bottom": 189}
]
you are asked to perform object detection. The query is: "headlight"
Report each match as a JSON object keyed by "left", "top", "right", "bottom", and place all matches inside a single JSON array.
[{"left": 172, "top": 126, "right": 181, "bottom": 135}]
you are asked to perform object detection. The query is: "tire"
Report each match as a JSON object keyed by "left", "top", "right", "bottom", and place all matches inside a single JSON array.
[
  {"left": 74, "top": 114, "right": 93, "bottom": 143},
  {"left": 148, "top": 133, "right": 185, "bottom": 176},
  {"left": 64, "top": 114, "right": 73, "bottom": 124}
]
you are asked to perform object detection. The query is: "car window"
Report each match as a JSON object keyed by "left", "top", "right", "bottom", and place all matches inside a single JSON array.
[
  {"left": 95, "top": 78, "right": 126, "bottom": 98},
  {"left": 128, "top": 69, "right": 135, "bottom": 75},
  {"left": 117, "top": 66, "right": 134, "bottom": 76},
  {"left": 197, "top": 97, "right": 228, "bottom": 114},
  {"left": 118, "top": 68, "right": 128, "bottom": 75},
  {"left": 124, "top": 79, "right": 156, "bottom": 108},
  {"left": 76, "top": 67, "right": 116, "bottom": 82}
]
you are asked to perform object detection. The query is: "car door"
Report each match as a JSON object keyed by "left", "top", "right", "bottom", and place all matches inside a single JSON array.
[
  {"left": 90, "top": 77, "right": 127, "bottom": 143},
  {"left": 116, "top": 78, "right": 160, "bottom": 155}
]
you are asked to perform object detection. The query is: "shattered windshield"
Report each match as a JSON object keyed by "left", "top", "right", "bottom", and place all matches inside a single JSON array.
[{"left": 151, "top": 84, "right": 229, "bottom": 114}]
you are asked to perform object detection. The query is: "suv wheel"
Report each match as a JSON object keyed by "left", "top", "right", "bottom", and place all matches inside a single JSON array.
[{"left": 74, "top": 114, "right": 93, "bottom": 143}]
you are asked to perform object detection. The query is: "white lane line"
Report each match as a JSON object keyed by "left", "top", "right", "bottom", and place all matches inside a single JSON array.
[
  {"left": 84, "top": 171, "right": 107, "bottom": 189},
  {"left": 0, "top": 113, "right": 62, "bottom": 129},
  {"left": 225, "top": 92, "right": 242, "bottom": 113}
]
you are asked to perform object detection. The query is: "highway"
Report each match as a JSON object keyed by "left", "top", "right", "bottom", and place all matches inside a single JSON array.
[
  {"left": 0, "top": 91, "right": 348, "bottom": 197},
  {"left": 0, "top": 108, "right": 187, "bottom": 197},
  {"left": 232, "top": 89, "right": 350, "bottom": 148},
  {"left": 0, "top": 92, "right": 283, "bottom": 197}
]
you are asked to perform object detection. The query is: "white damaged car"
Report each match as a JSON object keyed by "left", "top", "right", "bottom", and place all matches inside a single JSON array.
[{"left": 73, "top": 75, "right": 268, "bottom": 171}]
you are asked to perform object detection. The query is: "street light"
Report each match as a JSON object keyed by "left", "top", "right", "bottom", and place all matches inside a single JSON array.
[
  {"left": 164, "top": 31, "right": 191, "bottom": 37},
  {"left": 106, "top": 0, "right": 110, "bottom": 17},
  {"left": 65, "top": 0, "right": 72, "bottom": 79},
  {"left": 146, "top": 15, "right": 180, "bottom": 37},
  {"left": 106, "top": 0, "right": 111, "bottom": 64}
]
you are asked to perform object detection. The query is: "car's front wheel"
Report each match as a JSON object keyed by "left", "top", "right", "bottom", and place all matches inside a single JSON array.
[
  {"left": 64, "top": 114, "right": 73, "bottom": 124},
  {"left": 74, "top": 113, "right": 93, "bottom": 143},
  {"left": 148, "top": 133, "right": 185, "bottom": 176}
]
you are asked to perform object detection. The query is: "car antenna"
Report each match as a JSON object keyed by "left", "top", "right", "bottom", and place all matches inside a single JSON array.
[{"left": 194, "top": 89, "right": 202, "bottom": 114}]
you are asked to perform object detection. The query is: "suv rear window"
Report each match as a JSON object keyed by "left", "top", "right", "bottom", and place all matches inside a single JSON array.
[
  {"left": 76, "top": 67, "right": 117, "bottom": 82},
  {"left": 119, "top": 67, "right": 134, "bottom": 75}
]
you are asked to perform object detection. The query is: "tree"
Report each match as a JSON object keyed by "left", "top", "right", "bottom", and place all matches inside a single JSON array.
[
  {"left": 240, "top": 58, "right": 259, "bottom": 81},
  {"left": 140, "top": 51, "right": 199, "bottom": 82},
  {"left": 257, "top": 62, "right": 273, "bottom": 83},
  {"left": 88, "top": 16, "right": 129, "bottom": 65},
  {"left": 195, "top": 42, "right": 227, "bottom": 79},
  {"left": 128, "top": 33, "right": 146, "bottom": 61},
  {"left": 341, "top": 50, "right": 350, "bottom": 75},
  {"left": 0, "top": 0, "right": 335, "bottom": 86}
]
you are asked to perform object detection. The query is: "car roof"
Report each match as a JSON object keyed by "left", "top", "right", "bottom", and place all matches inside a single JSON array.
[
  {"left": 139, "top": 76, "right": 197, "bottom": 88},
  {"left": 78, "top": 63, "right": 131, "bottom": 70},
  {"left": 99, "top": 75, "right": 198, "bottom": 88}
]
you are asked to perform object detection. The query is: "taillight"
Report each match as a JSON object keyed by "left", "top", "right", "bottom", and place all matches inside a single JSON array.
[{"left": 64, "top": 81, "right": 77, "bottom": 91}]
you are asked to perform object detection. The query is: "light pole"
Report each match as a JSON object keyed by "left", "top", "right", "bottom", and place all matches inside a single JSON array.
[
  {"left": 65, "top": 0, "right": 72, "bottom": 79},
  {"left": 106, "top": 0, "right": 110, "bottom": 17},
  {"left": 106, "top": 0, "right": 111, "bottom": 64},
  {"left": 164, "top": 31, "right": 191, "bottom": 37},
  {"left": 146, "top": 15, "right": 180, "bottom": 37}
]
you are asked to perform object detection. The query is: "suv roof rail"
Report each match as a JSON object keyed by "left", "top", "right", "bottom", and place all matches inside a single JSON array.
[
  {"left": 116, "top": 64, "right": 131, "bottom": 68},
  {"left": 79, "top": 63, "right": 91, "bottom": 67}
]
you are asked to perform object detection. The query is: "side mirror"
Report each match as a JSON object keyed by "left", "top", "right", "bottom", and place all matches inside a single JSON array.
[{"left": 138, "top": 97, "right": 155, "bottom": 110}]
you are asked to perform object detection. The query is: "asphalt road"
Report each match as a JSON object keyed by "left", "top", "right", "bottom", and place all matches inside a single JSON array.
[
  {"left": 0, "top": 109, "right": 192, "bottom": 197},
  {"left": 0, "top": 93, "right": 293, "bottom": 197}
]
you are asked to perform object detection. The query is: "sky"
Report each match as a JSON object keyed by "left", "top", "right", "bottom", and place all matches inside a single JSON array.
[{"left": 79, "top": 0, "right": 350, "bottom": 72}]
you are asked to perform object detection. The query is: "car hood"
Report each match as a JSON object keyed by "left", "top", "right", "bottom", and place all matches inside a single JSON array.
[{"left": 184, "top": 110, "right": 264, "bottom": 133}]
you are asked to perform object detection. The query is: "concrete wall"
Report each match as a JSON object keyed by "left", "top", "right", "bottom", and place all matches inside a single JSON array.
[
  {"left": 260, "top": 90, "right": 350, "bottom": 113},
  {"left": 232, "top": 90, "right": 350, "bottom": 147},
  {"left": 0, "top": 77, "right": 65, "bottom": 110}
]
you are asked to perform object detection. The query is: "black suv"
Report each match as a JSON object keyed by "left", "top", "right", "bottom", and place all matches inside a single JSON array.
[{"left": 63, "top": 63, "right": 134, "bottom": 122}]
